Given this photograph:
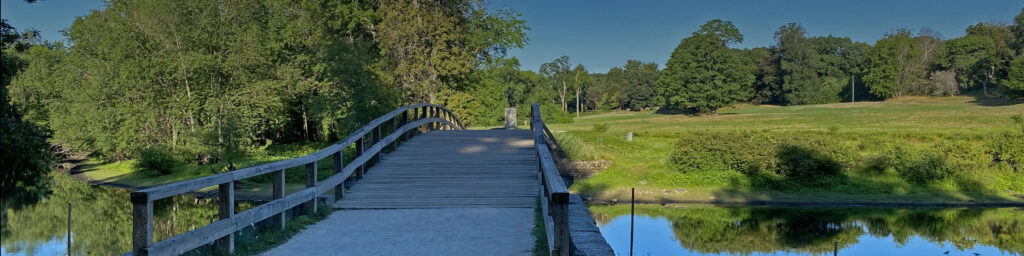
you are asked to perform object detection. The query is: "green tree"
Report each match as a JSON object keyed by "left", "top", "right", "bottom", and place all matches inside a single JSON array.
[
  {"left": 775, "top": 23, "right": 827, "bottom": 104},
  {"left": 965, "top": 22, "right": 1013, "bottom": 95},
  {"left": 621, "top": 60, "right": 661, "bottom": 110},
  {"left": 657, "top": 19, "right": 754, "bottom": 114},
  {"left": 937, "top": 35, "right": 995, "bottom": 91},
  {"left": 1, "top": 18, "right": 52, "bottom": 208},
  {"left": 864, "top": 29, "right": 924, "bottom": 98},
  {"left": 1004, "top": 56, "right": 1024, "bottom": 92},
  {"left": 540, "top": 56, "right": 574, "bottom": 113}
]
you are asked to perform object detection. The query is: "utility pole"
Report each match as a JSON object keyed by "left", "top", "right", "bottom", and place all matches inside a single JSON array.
[{"left": 851, "top": 75, "right": 855, "bottom": 103}]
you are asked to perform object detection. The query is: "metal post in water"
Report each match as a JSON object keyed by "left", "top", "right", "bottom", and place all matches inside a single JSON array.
[
  {"left": 67, "top": 202, "right": 71, "bottom": 256},
  {"left": 630, "top": 187, "right": 634, "bottom": 256}
]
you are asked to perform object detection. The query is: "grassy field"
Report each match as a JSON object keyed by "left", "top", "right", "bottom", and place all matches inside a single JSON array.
[{"left": 549, "top": 96, "right": 1024, "bottom": 205}]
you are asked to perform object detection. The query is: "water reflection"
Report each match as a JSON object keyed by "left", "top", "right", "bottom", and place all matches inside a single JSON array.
[
  {"left": 590, "top": 204, "right": 1024, "bottom": 255},
  {"left": 1, "top": 174, "right": 221, "bottom": 255}
]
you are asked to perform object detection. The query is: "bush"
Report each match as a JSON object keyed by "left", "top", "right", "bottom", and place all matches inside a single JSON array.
[
  {"left": 776, "top": 143, "right": 842, "bottom": 180},
  {"left": 136, "top": 146, "right": 180, "bottom": 175},
  {"left": 672, "top": 131, "right": 778, "bottom": 174},
  {"left": 987, "top": 133, "right": 1024, "bottom": 172},
  {"left": 892, "top": 149, "right": 951, "bottom": 184}
]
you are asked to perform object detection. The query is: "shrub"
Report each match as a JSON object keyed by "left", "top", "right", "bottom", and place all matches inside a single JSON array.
[
  {"left": 883, "top": 146, "right": 951, "bottom": 184},
  {"left": 672, "top": 131, "right": 777, "bottom": 174},
  {"left": 987, "top": 133, "right": 1024, "bottom": 172},
  {"left": 776, "top": 143, "right": 842, "bottom": 180},
  {"left": 136, "top": 145, "right": 180, "bottom": 175}
]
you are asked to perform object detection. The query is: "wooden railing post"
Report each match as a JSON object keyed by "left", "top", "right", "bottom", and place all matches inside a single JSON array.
[
  {"left": 131, "top": 193, "right": 153, "bottom": 255},
  {"left": 217, "top": 181, "right": 235, "bottom": 253},
  {"left": 305, "top": 162, "right": 318, "bottom": 214},
  {"left": 272, "top": 169, "right": 286, "bottom": 230},
  {"left": 389, "top": 117, "right": 399, "bottom": 151},
  {"left": 333, "top": 151, "right": 344, "bottom": 201},
  {"left": 402, "top": 110, "right": 411, "bottom": 140},
  {"left": 373, "top": 125, "right": 382, "bottom": 162},
  {"left": 553, "top": 195, "right": 571, "bottom": 256},
  {"left": 355, "top": 138, "right": 365, "bottom": 179}
]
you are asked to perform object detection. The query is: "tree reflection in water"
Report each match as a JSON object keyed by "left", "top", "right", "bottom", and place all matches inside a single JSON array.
[
  {"left": 590, "top": 204, "right": 1024, "bottom": 255},
  {"left": 1, "top": 174, "right": 231, "bottom": 255}
]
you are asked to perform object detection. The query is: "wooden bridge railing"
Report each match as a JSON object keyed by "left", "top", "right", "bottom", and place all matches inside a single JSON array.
[
  {"left": 129, "top": 103, "right": 463, "bottom": 256},
  {"left": 530, "top": 103, "right": 572, "bottom": 256}
]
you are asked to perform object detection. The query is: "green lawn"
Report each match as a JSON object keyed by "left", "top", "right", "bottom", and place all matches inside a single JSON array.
[{"left": 549, "top": 96, "right": 1024, "bottom": 205}]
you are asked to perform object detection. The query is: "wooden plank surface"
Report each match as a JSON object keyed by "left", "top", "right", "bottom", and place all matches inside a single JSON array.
[{"left": 334, "top": 130, "right": 538, "bottom": 209}]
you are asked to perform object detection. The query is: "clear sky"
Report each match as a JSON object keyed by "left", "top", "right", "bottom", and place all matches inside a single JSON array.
[{"left": 3, "top": 0, "right": 1022, "bottom": 73}]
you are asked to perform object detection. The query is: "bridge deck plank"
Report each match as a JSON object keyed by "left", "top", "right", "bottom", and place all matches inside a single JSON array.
[{"left": 334, "top": 130, "right": 538, "bottom": 209}]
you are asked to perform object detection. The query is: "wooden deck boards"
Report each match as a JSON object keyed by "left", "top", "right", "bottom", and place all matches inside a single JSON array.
[{"left": 334, "top": 130, "right": 539, "bottom": 209}]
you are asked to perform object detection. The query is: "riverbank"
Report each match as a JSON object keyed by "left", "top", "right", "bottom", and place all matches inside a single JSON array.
[{"left": 552, "top": 96, "right": 1024, "bottom": 207}]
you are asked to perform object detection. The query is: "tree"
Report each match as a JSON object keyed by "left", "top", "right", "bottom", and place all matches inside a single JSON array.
[
  {"left": 936, "top": 35, "right": 995, "bottom": 92},
  {"left": 621, "top": 60, "right": 661, "bottom": 110},
  {"left": 657, "top": 19, "right": 754, "bottom": 114},
  {"left": 540, "top": 56, "right": 573, "bottom": 113},
  {"left": 1, "top": 18, "right": 52, "bottom": 208},
  {"left": 570, "top": 64, "right": 591, "bottom": 117},
  {"left": 965, "top": 22, "right": 1013, "bottom": 95},
  {"left": 1003, "top": 56, "right": 1024, "bottom": 93},
  {"left": 775, "top": 23, "right": 827, "bottom": 104},
  {"left": 377, "top": 0, "right": 527, "bottom": 103},
  {"left": 864, "top": 29, "right": 924, "bottom": 98}
]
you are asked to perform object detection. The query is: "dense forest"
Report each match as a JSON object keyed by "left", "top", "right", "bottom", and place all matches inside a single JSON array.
[{"left": 3, "top": 1, "right": 1024, "bottom": 206}]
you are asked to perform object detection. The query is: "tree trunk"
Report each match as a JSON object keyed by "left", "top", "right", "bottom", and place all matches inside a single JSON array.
[
  {"left": 576, "top": 87, "right": 581, "bottom": 118},
  {"left": 851, "top": 75, "right": 855, "bottom": 103},
  {"left": 560, "top": 80, "right": 567, "bottom": 113},
  {"left": 302, "top": 105, "right": 309, "bottom": 141}
]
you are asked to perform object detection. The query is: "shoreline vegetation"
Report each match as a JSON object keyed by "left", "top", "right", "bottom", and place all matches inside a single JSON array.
[{"left": 552, "top": 96, "right": 1024, "bottom": 206}]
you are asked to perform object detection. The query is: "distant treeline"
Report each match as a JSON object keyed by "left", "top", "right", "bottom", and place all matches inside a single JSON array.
[{"left": 570, "top": 13, "right": 1024, "bottom": 114}]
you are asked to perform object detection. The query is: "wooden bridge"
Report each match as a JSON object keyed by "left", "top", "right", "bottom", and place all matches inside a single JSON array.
[{"left": 127, "top": 103, "right": 612, "bottom": 256}]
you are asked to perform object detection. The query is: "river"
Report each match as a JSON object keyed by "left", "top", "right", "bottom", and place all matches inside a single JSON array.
[{"left": 590, "top": 204, "right": 1023, "bottom": 256}]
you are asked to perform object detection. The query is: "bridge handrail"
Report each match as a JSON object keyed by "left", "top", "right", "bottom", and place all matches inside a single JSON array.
[
  {"left": 129, "top": 103, "right": 463, "bottom": 256},
  {"left": 530, "top": 103, "right": 572, "bottom": 256}
]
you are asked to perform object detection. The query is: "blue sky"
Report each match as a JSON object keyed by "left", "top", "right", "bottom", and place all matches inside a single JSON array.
[{"left": 3, "top": 0, "right": 1022, "bottom": 72}]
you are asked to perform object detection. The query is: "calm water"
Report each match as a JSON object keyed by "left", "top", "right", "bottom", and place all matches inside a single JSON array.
[
  {"left": 1, "top": 175, "right": 223, "bottom": 255},
  {"left": 590, "top": 204, "right": 1024, "bottom": 256}
]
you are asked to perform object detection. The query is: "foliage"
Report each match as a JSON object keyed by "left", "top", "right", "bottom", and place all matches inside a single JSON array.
[
  {"left": 1, "top": 18, "right": 51, "bottom": 208},
  {"left": 621, "top": 60, "right": 661, "bottom": 110},
  {"left": 1003, "top": 55, "right": 1024, "bottom": 92},
  {"left": 657, "top": 19, "right": 753, "bottom": 114},
  {"left": 6, "top": 0, "right": 530, "bottom": 169},
  {"left": 776, "top": 23, "right": 826, "bottom": 104},
  {"left": 135, "top": 146, "right": 181, "bottom": 175},
  {"left": 864, "top": 29, "right": 925, "bottom": 98},
  {"left": 937, "top": 35, "right": 995, "bottom": 88}
]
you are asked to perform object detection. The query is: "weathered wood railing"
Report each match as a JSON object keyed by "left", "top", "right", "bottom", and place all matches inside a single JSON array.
[
  {"left": 530, "top": 103, "right": 573, "bottom": 256},
  {"left": 128, "top": 103, "right": 463, "bottom": 256}
]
